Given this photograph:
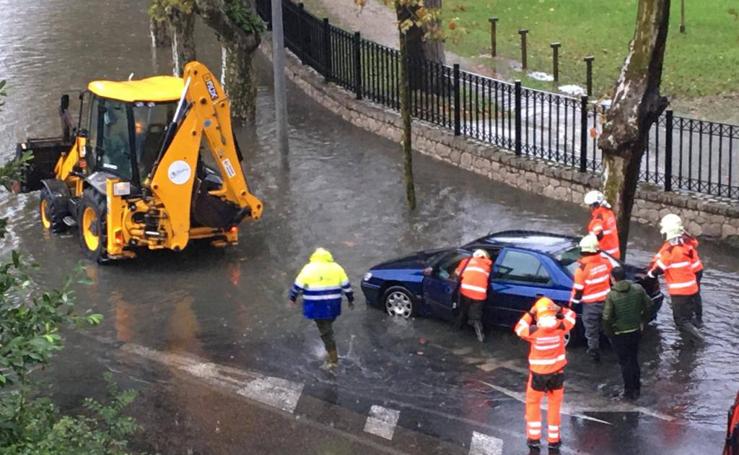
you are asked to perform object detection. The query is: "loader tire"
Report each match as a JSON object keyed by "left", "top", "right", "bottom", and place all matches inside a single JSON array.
[
  {"left": 78, "top": 188, "right": 108, "bottom": 264},
  {"left": 39, "top": 187, "right": 67, "bottom": 233}
]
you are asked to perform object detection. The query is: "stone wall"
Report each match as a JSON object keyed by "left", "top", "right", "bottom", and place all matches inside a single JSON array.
[{"left": 260, "top": 40, "right": 739, "bottom": 243}]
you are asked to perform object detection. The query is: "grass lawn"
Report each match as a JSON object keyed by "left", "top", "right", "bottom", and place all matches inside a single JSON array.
[{"left": 443, "top": 0, "right": 739, "bottom": 99}]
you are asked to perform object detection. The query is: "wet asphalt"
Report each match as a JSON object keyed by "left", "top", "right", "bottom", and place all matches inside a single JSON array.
[{"left": 1, "top": 1, "right": 739, "bottom": 454}]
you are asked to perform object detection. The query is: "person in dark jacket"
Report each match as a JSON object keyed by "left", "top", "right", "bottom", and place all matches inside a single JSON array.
[{"left": 602, "top": 267, "right": 653, "bottom": 400}]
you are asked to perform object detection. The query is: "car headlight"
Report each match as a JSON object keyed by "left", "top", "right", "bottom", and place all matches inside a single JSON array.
[{"left": 363, "top": 272, "right": 373, "bottom": 282}]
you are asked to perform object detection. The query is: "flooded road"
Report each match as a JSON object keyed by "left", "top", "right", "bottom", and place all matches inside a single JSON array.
[{"left": 1, "top": 1, "right": 738, "bottom": 453}]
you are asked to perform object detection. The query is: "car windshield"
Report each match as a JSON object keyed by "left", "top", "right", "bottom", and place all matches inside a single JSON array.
[{"left": 554, "top": 245, "right": 621, "bottom": 276}]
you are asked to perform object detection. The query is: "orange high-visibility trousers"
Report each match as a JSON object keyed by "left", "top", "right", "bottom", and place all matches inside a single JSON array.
[{"left": 525, "top": 374, "right": 564, "bottom": 444}]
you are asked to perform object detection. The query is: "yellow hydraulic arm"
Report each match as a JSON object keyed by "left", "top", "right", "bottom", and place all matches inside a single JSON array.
[{"left": 148, "top": 61, "right": 263, "bottom": 250}]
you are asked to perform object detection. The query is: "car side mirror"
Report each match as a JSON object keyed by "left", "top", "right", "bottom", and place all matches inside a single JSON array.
[{"left": 422, "top": 267, "right": 433, "bottom": 277}]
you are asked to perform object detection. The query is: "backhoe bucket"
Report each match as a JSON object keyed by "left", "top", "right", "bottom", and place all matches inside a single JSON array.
[{"left": 11, "top": 137, "right": 70, "bottom": 193}]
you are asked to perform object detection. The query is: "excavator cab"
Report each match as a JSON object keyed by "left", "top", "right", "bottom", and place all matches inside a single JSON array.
[{"left": 10, "top": 61, "right": 263, "bottom": 262}]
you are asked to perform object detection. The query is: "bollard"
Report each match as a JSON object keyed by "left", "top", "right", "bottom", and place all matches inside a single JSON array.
[
  {"left": 551, "top": 42, "right": 561, "bottom": 82},
  {"left": 489, "top": 17, "right": 499, "bottom": 57},
  {"left": 584, "top": 55, "right": 594, "bottom": 96},
  {"left": 519, "top": 29, "right": 529, "bottom": 70}
]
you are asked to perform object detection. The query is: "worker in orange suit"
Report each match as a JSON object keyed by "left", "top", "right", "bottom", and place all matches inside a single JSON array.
[
  {"left": 648, "top": 217, "right": 703, "bottom": 341},
  {"left": 583, "top": 190, "right": 620, "bottom": 259},
  {"left": 515, "top": 297, "right": 577, "bottom": 452},
  {"left": 658, "top": 214, "right": 704, "bottom": 326},
  {"left": 453, "top": 249, "right": 493, "bottom": 342}
]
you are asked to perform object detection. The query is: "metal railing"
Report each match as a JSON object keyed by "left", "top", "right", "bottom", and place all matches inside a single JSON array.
[{"left": 256, "top": 0, "right": 739, "bottom": 200}]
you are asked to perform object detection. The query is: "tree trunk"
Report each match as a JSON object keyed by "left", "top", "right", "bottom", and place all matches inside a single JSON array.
[
  {"left": 196, "top": 0, "right": 261, "bottom": 123},
  {"left": 222, "top": 42, "right": 258, "bottom": 122},
  {"left": 599, "top": 0, "right": 670, "bottom": 260},
  {"left": 399, "top": 32, "right": 416, "bottom": 210},
  {"left": 168, "top": 8, "right": 197, "bottom": 76},
  {"left": 149, "top": 16, "right": 171, "bottom": 48},
  {"left": 404, "top": 0, "right": 445, "bottom": 92}
]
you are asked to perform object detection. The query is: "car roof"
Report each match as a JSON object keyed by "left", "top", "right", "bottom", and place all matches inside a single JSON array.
[
  {"left": 469, "top": 230, "right": 578, "bottom": 255},
  {"left": 88, "top": 76, "right": 184, "bottom": 103}
]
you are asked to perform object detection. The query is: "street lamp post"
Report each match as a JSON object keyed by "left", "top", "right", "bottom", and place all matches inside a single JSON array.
[{"left": 271, "top": 0, "right": 289, "bottom": 154}]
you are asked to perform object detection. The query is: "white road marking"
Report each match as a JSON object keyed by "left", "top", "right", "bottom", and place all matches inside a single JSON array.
[
  {"left": 478, "top": 380, "right": 674, "bottom": 423},
  {"left": 469, "top": 431, "right": 503, "bottom": 455},
  {"left": 363, "top": 405, "right": 400, "bottom": 440},
  {"left": 123, "top": 344, "right": 304, "bottom": 414},
  {"left": 237, "top": 376, "right": 303, "bottom": 414}
]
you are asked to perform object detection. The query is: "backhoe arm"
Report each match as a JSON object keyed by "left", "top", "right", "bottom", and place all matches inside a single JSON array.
[
  {"left": 148, "top": 61, "right": 262, "bottom": 250},
  {"left": 182, "top": 61, "right": 263, "bottom": 218}
]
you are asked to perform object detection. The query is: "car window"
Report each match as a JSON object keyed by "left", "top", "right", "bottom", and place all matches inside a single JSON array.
[
  {"left": 435, "top": 250, "right": 471, "bottom": 280},
  {"left": 494, "top": 250, "right": 551, "bottom": 285},
  {"left": 554, "top": 246, "right": 620, "bottom": 276}
]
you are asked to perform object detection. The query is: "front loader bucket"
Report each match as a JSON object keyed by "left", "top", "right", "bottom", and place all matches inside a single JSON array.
[{"left": 11, "top": 137, "right": 70, "bottom": 193}]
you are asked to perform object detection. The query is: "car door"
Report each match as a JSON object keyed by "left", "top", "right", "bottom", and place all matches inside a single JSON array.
[
  {"left": 489, "top": 248, "right": 557, "bottom": 326},
  {"left": 422, "top": 249, "right": 471, "bottom": 321}
]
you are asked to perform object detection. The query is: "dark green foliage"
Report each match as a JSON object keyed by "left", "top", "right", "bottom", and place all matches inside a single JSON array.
[{"left": 224, "top": 0, "right": 265, "bottom": 35}]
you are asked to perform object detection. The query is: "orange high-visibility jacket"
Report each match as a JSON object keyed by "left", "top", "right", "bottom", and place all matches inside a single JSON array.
[
  {"left": 683, "top": 235, "right": 704, "bottom": 273},
  {"left": 455, "top": 256, "right": 492, "bottom": 301},
  {"left": 570, "top": 254, "right": 613, "bottom": 304},
  {"left": 588, "top": 206, "right": 620, "bottom": 259},
  {"left": 514, "top": 305, "right": 577, "bottom": 375},
  {"left": 649, "top": 242, "right": 699, "bottom": 296}
]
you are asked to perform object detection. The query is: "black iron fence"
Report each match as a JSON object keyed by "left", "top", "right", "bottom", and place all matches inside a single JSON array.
[{"left": 256, "top": 0, "right": 739, "bottom": 200}]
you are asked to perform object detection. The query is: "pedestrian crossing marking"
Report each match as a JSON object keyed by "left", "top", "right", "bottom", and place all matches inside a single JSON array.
[
  {"left": 363, "top": 405, "right": 400, "bottom": 440},
  {"left": 469, "top": 431, "right": 503, "bottom": 455}
]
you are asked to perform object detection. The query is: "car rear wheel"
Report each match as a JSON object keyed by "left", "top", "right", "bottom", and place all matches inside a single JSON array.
[{"left": 383, "top": 286, "right": 414, "bottom": 319}]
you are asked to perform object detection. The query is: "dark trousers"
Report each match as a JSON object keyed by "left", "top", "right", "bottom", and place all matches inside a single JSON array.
[
  {"left": 314, "top": 319, "right": 336, "bottom": 352},
  {"left": 453, "top": 295, "right": 483, "bottom": 329},
  {"left": 695, "top": 271, "right": 703, "bottom": 323},
  {"left": 671, "top": 293, "right": 700, "bottom": 329},
  {"left": 611, "top": 330, "right": 641, "bottom": 393}
]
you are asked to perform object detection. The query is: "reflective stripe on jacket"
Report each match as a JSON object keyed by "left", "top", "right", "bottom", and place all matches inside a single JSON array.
[
  {"left": 588, "top": 206, "right": 620, "bottom": 259},
  {"left": 289, "top": 249, "right": 353, "bottom": 320},
  {"left": 648, "top": 242, "right": 699, "bottom": 296},
  {"left": 571, "top": 254, "right": 613, "bottom": 304},
  {"left": 455, "top": 256, "right": 492, "bottom": 301},
  {"left": 514, "top": 304, "right": 576, "bottom": 375}
]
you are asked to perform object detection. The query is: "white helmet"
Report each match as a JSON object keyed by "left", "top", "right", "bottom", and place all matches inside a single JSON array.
[
  {"left": 579, "top": 234, "right": 600, "bottom": 253},
  {"left": 538, "top": 314, "right": 558, "bottom": 330},
  {"left": 584, "top": 190, "right": 605, "bottom": 206},
  {"left": 659, "top": 213, "right": 683, "bottom": 235},
  {"left": 473, "top": 249, "right": 490, "bottom": 259},
  {"left": 663, "top": 224, "right": 685, "bottom": 241}
]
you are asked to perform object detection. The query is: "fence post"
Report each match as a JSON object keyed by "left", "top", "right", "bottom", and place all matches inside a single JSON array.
[
  {"left": 353, "top": 32, "right": 362, "bottom": 100},
  {"left": 298, "top": 3, "right": 306, "bottom": 55},
  {"left": 514, "top": 80, "right": 522, "bottom": 155},
  {"left": 580, "top": 96, "right": 588, "bottom": 172},
  {"left": 453, "top": 64, "right": 461, "bottom": 136},
  {"left": 322, "top": 18, "right": 332, "bottom": 82},
  {"left": 665, "top": 110, "right": 673, "bottom": 191}
]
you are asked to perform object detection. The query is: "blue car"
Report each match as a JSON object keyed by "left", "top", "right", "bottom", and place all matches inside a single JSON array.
[{"left": 361, "top": 230, "right": 664, "bottom": 343}]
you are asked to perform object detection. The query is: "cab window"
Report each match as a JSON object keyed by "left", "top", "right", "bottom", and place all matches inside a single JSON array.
[
  {"left": 133, "top": 102, "right": 175, "bottom": 181},
  {"left": 494, "top": 250, "right": 551, "bottom": 285},
  {"left": 97, "top": 99, "right": 132, "bottom": 180}
]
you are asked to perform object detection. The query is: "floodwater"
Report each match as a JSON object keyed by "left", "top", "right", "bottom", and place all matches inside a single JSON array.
[{"left": 1, "top": 1, "right": 738, "bottom": 453}]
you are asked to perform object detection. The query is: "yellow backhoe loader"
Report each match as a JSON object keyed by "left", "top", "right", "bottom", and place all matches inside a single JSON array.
[{"left": 11, "top": 61, "right": 263, "bottom": 262}]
